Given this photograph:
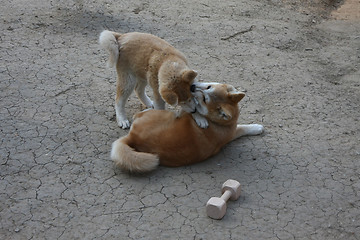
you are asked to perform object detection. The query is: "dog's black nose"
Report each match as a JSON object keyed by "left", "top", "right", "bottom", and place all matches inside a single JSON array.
[{"left": 190, "top": 84, "right": 196, "bottom": 92}]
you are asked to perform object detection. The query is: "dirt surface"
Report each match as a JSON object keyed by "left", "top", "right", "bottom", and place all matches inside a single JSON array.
[{"left": 1, "top": 0, "right": 359, "bottom": 239}]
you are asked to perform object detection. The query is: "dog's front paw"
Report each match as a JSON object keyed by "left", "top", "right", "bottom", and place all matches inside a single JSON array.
[
  {"left": 248, "top": 124, "right": 264, "bottom": 135},
  {"left": 117, "top": 119, "right": 131, "bottom": 129},
  {"left": 192, "top": 113, "right": 209, "bottom": 129},
  {"left": 148, "top": 102, "right": 155, "bottom": 109}
]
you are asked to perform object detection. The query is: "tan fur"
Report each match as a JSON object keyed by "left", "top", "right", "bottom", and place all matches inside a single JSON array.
[
  {"left": 111, "top": 83, "right": 264, "bottom": 172},
  {"left": 99, "top": 30, "right": 197, "bottom": 129}
]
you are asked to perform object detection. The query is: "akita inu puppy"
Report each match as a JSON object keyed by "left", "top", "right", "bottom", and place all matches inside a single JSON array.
[
  {"left": 99, "top": 30, "right": 202, "bottom": 129},
  {"left": 111, "top": 82, "right": 264, "bottom": 172}
]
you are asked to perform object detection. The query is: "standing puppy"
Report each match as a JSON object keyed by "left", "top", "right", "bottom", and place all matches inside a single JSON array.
[{"left": 99, "top": 30, "right": 198, "bottom": 129}]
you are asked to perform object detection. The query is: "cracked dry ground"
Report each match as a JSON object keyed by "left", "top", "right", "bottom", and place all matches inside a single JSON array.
[{"left": 1, "top": 0, "right": 359, "bottom": 239}]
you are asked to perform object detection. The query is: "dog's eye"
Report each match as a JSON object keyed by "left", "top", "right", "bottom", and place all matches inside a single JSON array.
[{"left": 206, "top": 86, "right": 211, "bottom": 89}]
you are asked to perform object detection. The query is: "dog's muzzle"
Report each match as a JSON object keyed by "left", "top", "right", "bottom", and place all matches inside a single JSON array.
[
  {"left": 190, "top": 84, "right": 196, "bottom": 92},
  {"left": 193, "top": 97, "right": 199, "bottom": 105}
]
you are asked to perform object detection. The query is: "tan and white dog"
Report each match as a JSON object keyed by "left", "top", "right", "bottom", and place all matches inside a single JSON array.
[
  {"left": 99, "top": 30, "right": 206, "bottom": 129},
  {"left": 111, "top": 82, "right": 264, "bottom": 172}
]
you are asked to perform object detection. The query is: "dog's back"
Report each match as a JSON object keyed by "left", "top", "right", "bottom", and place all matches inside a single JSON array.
[{"left": 99, "top": 30, "right": 187, "bottom": 71}]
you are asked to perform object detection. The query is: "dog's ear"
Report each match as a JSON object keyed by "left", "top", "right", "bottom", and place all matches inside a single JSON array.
[
  {"left": 228, "top": 91, "right": 245, "bottom": 103},
  {"left": 182, "top": 70, "right": 198, "bottom": 82},
  {"left": 161, "top": 90, "right": 178, "bottom": 106}
]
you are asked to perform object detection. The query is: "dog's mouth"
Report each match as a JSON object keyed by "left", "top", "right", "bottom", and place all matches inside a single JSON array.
[
  {"left": 191, "top": 97, "right": 198, "bottom": 113},
  {"left": 191, "top": 92, "right": 209, "bottom": 116},
  {"left": 193, "top": 96, "right": 199, "bottom": 105},
  {"left": 191, "top": 85, "right": 211, "bottom": 115},
  {"left": 192, "top": 90, "right": 207, "bottom": 105},
  {"left": 179, "top": 98, "right": 197, "bottom": 113}
]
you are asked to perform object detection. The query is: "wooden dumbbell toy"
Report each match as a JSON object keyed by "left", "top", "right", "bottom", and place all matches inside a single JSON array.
[{"left": 206, "top": 179, "right": 241, "bottom": 219}]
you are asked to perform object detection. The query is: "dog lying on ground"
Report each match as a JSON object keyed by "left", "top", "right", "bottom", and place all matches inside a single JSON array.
[
  {"left": 99, "top": 30, "right": 208, "bottom": 129},
  {"left": 111, "top": 82, "right": 264, "bottom": 172}
]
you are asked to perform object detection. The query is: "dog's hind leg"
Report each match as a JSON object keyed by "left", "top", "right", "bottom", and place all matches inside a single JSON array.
[
  {"left": 135, "top": 79, "right": 154, "bottom": 109},
  {"left": 115, "top": 72, "right": 136, "bottom": 129},
  {"left": 231, "top": 124, "right": 264, "bottom": 141}
]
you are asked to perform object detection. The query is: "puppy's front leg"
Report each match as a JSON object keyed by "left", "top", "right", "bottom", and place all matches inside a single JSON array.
[
  {"left": 153, "top": 97, "right": 165, "bottom": 110},
  {"left": 149, "top": 79, "right": 165, "bottom": 109},
  {"left": 135, "top": 80, "right": 154, "bottom": 109},
  {"left": 192, "top": 112, "right": 209, "bottom": 128}
]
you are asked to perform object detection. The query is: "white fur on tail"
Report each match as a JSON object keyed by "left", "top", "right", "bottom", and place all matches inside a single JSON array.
[
  {"left": 99, "top": 30, "right": 119, "bottom": 68},
  {"left": 111, "top": 137, "right": 160, "bottom": 172}
]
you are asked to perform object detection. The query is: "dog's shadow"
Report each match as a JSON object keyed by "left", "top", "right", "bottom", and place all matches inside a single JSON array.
[{"left": 50, "top": 4, "right": 157, "bottom": 38}]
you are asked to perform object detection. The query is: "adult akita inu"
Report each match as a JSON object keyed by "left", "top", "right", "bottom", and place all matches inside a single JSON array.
[
  {"left": 111, "top": 82, "right": 264, "bottom": 172},
  {"left": 99, "top": 30, "right": 200, "bottom": 129}
]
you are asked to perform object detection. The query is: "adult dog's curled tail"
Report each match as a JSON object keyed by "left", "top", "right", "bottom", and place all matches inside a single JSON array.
[
  {"left": 99, "top": 30, "right": 121, "bottom": 68},
  {"left": 111, "top": 137, "right": 159, "bottom": 172}
]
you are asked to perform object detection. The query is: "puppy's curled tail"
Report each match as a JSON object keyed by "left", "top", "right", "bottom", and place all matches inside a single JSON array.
[
  {"left": 111, "top": 137, "right": 159, "bottom": 173},
  {"left": 99, "top": 30, "right": 121, "bottom": 68}
]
